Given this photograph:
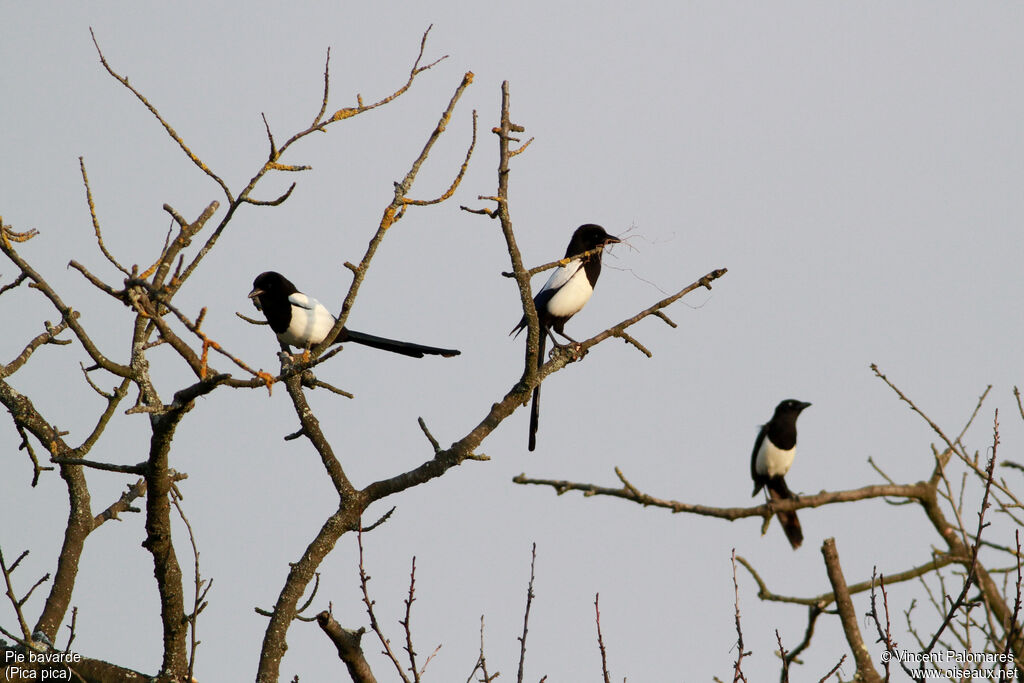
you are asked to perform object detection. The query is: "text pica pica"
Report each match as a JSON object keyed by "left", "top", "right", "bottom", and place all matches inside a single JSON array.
[
  {"left": 511, "top": 224, "right": 621, "bottom": 451},
  {"left": 249, "top": 271, "right": 460, "bottom": 358},
  {"left": 750, "top": 398, "right": 811, "bottom": 549}
]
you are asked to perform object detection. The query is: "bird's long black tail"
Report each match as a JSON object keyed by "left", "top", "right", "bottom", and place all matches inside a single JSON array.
[
  {"left": 528, "top": 331, "right": 545, "bottom": 451},
  {"left": 767, "top": 478, "right": 803, "bottom": 549},
  {"left": 341, "top": 329, "right": 460, "bottom": 358}
]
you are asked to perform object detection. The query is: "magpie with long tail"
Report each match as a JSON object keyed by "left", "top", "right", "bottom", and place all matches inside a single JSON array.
[
  {"left": 750, "top": 398, "right": 811, "bottom": 549},
  {"left": 510, "top": 224, "right": 621, "bottom": 451},
  {"left": 249, "top": 271, "right": 460, "bottom": 358}
]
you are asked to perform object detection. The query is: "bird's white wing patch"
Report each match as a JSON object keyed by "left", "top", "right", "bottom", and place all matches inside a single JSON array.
[
  {"left": 755, "top": 438, "right": 796, "bottom": 478},
  {"left": 281, "top": 293, "right": 337, "bottom": 346},
  {"left": 287, "top": 292, "right": 318, "bottom": 310},
  {"left": 538, "top": 258, "right": 583, "bottom": 294}
]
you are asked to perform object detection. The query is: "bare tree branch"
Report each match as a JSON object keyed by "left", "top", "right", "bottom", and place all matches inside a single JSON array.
[
  {"left": 820, "top": 538, "right": 881, "bottom": 683},
  {"left": 514, "top": 467, "right": 926, "bottom": 521},
  {"left": 316, "top": 610, "right": 377, "bottom": 683},
  {"left": 315, "top": 69, "right": 476, "bottom": 355}
]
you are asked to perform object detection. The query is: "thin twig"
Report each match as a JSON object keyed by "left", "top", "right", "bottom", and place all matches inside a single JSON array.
[
  {"left": 1004, "top": 529, "right": 1022, "bottom": 673},
  {"left": 64, "top": 605, "right": 78, "bottom": 652},
  {"left": 402, "top": 557, "right": 421, "bottom": 681},
  {"left": 517, "top": 543, "right": 538, "bottom": 683},
  {"left": 78, "top": 157, "right": 129, "bottom": 275},
  {"left": 89, "top": 29, "right": 233, "bottom": 200},
  {"left": 817, "top": 655, "right": 846, "bottom": 683},
  {"left": 0, "top": 546, "right": 34, "bottom": 642},
  {"left": 170, "top": 489, "right": 211, "bottom": 683},
  {"left": 358, "top": 527, "right": 412, "bottom": 683},
  {"left": 781, "top": 605, "right": 822, "bottom": 677},
  {"left": 731, "top": 549, "right": 750, "bottom": 683},
  {"left": 465, "top": 615, "right": 498, "bottom": 683},
  {"left": 595, "top": 594, "right": 611, "bottom": 683},
  {"left": 775, "top": 630, "right": 789, "bottom": 683}
]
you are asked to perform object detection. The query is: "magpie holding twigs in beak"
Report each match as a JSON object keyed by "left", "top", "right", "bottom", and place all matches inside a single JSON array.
[
  {"left": 750, "top": 399, "right": 811, "bottom": 549},
  {"left": 510, "top": 224, "right": 621, "bottom": 451},
  {"left": 248, "top": 271, "right": 460, "bottom": 358}
]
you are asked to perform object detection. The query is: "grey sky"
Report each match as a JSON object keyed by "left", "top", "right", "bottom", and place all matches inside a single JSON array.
[{"left": 3, "top": 2, "right": 1023, "bottom": 680}]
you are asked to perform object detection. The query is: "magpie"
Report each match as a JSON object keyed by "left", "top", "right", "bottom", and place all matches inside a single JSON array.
[
  {"left": 248, "top": 271, "right": 460, "bottom": 358},
  {"left": 511, "top": 224, "right": 621, "bottom": 451},
  {"left": 750, "top": 399, "right": 811, "bottom": 549}
]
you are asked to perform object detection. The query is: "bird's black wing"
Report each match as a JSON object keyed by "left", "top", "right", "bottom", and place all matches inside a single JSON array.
[{"left": 750, "top": 425, "right": 768, "bottom": 496}]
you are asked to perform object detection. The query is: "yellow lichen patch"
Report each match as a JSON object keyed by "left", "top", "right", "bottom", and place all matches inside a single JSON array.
[
  {"left": 266, "top": 162, "right": 307, "bottom": 172},
  {"left": 138, "top": 260, "right": 159, "bottom": 280},
  {"left": 331, "top": 108, "right": 359, "bottom": 122},
  {"left": 1, "top": 222, "right": 39, "bottom": 246},
  {"left": 380, "top": 206, "right": 397, "bottom": 231},
  {"left": 200, "top": 338, "right": 211, "bottom": 380},
  {"left": 256, "top": 371, "right": 275, "bottom": 395}
]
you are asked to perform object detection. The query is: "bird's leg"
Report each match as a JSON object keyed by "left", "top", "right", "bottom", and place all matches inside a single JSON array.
[
  {"left": 553, "top": 329, "right": 579, "bottom": 345},
  {"left": 550, "top": 327, "right": 583, "bottom": 348},
  {"left": 545, "top": 328, "right": 568, "bottom": 350},
  {"left": 547, "top": 331, "right": 567, "bottom": 349}
]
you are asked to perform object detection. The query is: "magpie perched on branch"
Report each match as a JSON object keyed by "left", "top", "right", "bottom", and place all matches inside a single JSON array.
[
  {"left": 511, "top": 224, "right": 621, "bottom": 451},
  {"left": 750, "top": 399, "right": 811, "bottom": 549},
  {"left": 248, "top": 271, "right": 460, "bottom": 358}
]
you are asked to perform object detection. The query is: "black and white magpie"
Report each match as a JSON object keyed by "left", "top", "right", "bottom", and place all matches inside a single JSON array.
[
  {"left": 750, "top": 399, "right": 811, "bottom": 549},
  {"left": 511, "top": 224, "right": 621, "bottom": 451},
  {"left": 248, "top": 271, "right": 460, "bottom": 358}
]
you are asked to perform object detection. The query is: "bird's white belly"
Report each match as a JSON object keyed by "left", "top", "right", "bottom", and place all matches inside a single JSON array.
[
  {"left": 755, "top": 439, "right": 795, "bottom": 478},
  {"left": 545, "top": 268, "right": 593, "bottom": 318}
]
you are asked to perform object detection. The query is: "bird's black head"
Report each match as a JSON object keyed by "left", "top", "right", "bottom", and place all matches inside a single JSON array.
[
  {"left": 773, "top": 399, "right": 812, "bottom": 418},
  {"left": 564, "top": 224, "right": 621, "bottom": 259},
  {"left": 249, "top": 271, "right": 300, "bottom": 334},
  {"left": 249, "top": 271, "right": 299, "bottom": 307}
]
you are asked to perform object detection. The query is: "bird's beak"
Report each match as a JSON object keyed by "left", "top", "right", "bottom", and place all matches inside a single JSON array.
[
  {"left": 800, "top": 401, "right": 812, "bottom": 410},
  {"left": 248, "top": 287, "right": 263, "bottom": 310},
  {"left": 604, "top": 235, "right": 621, "bottom": 246}
]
